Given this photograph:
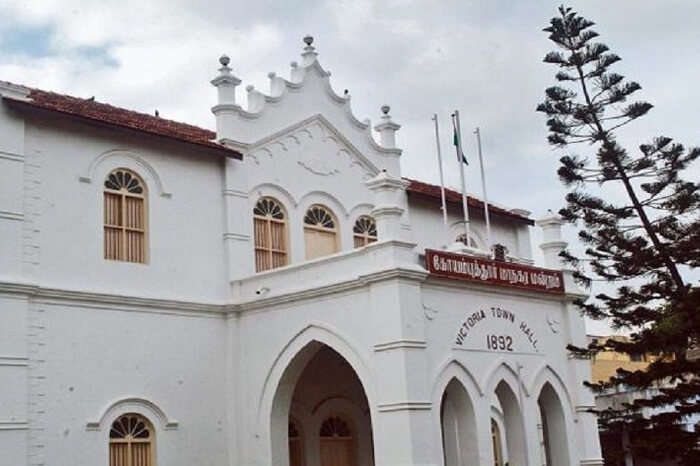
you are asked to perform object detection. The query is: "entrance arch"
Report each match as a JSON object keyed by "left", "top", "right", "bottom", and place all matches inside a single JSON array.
[
  {"left": 440, "top": 378, "right": 479, "bottom": 466},
  {"left": 268, "top": 335, "right": 375, "bottom": 466}
]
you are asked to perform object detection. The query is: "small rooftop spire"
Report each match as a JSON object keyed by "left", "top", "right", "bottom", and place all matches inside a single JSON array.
[
  {"left": 211, "top": 53, "right": 241, "bottom": 107},
  {"left": 374, "top": 104, "right": 401, "bottom": 149},
  {"left": 301, "top": 34, "right": 318, "bottom": 66}
]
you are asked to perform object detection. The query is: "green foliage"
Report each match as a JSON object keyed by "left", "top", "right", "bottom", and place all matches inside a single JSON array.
[{"left": 538, "top": 5, "right": 700, "bottom": 465}]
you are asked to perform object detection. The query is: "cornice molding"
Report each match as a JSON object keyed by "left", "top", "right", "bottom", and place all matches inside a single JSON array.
[
  {"left": 0, "top": 210, "right": 23, "bottom": 221},
  {"left": 0, "top": 420, "right": 29, "bottom": 430},
  {"left": 0, "top": 150, "right": 24, "bottom": 162},
  {"left": 0, "top": 280, "right": 227, "bottom": 317},
  {"left": 373, "top": 340, "right": 427, "bottom": 352},
  {"left": 376, "top": 401, "right": 432, "bottom": 412},
  {"left": 0, "top": 356, "right": 28, "bottom": 367}
]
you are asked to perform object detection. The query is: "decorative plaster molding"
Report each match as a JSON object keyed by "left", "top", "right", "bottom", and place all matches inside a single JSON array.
[
  {"left": 246, "top": 114, "right": 381, "bottom": 177},
  {"left": 0, "top": 210, "right": 24, "bottom": 221},
  {"left": 0, "top": 420, "right": 29, "bottom": 430},
  {"left": 373, "top": 340, "right": 427, "bottom": 352},
  {"left": 223, "top": 189, "right": 248, "bottom": 199},
  {"left": 376, "top": 401, "right": 432, "bottom": 412},
  {"left": 86, "top": 397, "right": 178, "bottom": 431},
  {"left": 81, "top": 149, "right": 172, "bottom": 198},
  {"left": 0, "top": 356, "right": 28, "bottom": 367},
  {"left": 223, "top": 232, "right": 251, "bottom": 242}
]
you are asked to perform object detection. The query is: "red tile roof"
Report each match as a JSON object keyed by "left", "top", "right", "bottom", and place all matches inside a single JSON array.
[
  {"left": 2, "top": 86, "right": 241, "bottom": 159},
  {"left": 403, "top": 178, "right": 534, "bottom": 225}
]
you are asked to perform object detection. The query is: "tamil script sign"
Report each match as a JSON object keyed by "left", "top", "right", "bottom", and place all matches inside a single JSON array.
[{"left": 425, "top": 249, "right": 565, "bottom": 294}]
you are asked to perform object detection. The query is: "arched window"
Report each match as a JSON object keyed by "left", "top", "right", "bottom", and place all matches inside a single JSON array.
[
  {"left": 304, "top": 205, "right": 339, "bottom": 260},
  {"left": 353, "top": 216, "right": 377, "bottom": 248},
  {"left": 319, "top": 416, "right": 353, "bottom": 466},
  {"left": 109, "top": 413, "right": 154, "bottom": 466},
  {"left": 253, "top": 197, "right": 288, "bottom": 272},
  {"left": 104, "top": 169, "right": 147, "bottom": 263}
]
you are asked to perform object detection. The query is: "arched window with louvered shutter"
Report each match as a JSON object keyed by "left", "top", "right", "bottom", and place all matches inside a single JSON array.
[
  {"left": 303, "top": 205, "right": 339, "bottom": 260},
  {"left": 104, "top": 169, "right": 147, "bottom": 263},
  {"left": 109, "top": 413, "right": 155, "bottom": 466},
  {"left": 254, "top": 197, "right": 288, "bottom": 272},
  {"left": 353, "top": 216, "right": 377, "bottom": 248}
]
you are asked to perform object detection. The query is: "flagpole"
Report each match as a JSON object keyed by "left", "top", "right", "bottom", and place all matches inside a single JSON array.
[
  {"left": 452, "top": 110, "right": 470, "bottom": 244},
  {"left": 475, "top": 127, "right": 491, "bottom": 248},
  {"left": 432, "top": 114, "right": 448, "bottom": 231}
]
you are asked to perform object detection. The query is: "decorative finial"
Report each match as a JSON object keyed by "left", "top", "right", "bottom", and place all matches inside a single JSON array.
[
  {"left": 381, "top": 105, "right": 390, "bottom": 115},
  {"left": 344, "top": 89, "right": 349, "bottom": 95},
  {"left": 219, "top": 54, "right": 230, "bottom": 67},
  {"left": 267, "top": 71, "right": 276, "bottom": 79},
  {"left": 303, "top": 35, "right": 314, "bottom": 46},
  {"left": 246, "top": 85, "right": 254, "bottom": 92},
  {"left": 290, "top": 61, "right": 298, "bottom": 69}
]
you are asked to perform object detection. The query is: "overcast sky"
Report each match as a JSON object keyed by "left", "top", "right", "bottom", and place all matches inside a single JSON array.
[{"left": 1, "top": 1, "right": 698, "bottom": 334}]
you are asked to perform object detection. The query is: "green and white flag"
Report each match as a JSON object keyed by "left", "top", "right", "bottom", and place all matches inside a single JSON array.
[{"left": 453, "top": 122, "right": 468, "bottom": 165}]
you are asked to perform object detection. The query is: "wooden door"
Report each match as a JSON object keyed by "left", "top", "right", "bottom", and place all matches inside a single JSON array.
[
  {"left": 320, "top": 437, "right": 353, "bottom": 466},
  {"left": 319, "top": 416, "right": 354, "bottom": 466}
]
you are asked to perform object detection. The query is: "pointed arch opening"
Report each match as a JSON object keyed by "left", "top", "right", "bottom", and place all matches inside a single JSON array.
[
  {"left": 493, "top": 381, "right": 526, "bottom": 466},
  {"left": 270, "top": 342, "right": 374, "bottom": 466},
  {"left": 537, "top": 382, "right": 570, "bottom": 466},
  {"left": 440, "top": 378, "right": 479, "bottom": 466}
]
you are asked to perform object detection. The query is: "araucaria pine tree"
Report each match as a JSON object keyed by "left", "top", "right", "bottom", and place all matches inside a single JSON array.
[{"left": 537, "top": 6, "right": 700, "bottom": 465}]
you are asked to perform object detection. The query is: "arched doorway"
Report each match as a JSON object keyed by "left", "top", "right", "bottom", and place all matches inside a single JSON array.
[
  {"left": 537, "top": 382, "right": 570, "bottom": 466},
  {"left": 440, "top": 378, "right": 479, "bottom": 466},
  {"left": 270, "top": 342, "right": 374, "bottom": 466},
  {"left": 493, "top": 381, "right": 526, "bottom": 466}
]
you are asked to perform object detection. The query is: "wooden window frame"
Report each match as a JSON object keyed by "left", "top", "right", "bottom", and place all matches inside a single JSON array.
[
  {"left": 303, "top": 204, "right": 340, "bottom": 259},
  {"left": 103, "top": 169, "right": 149, "bottom": 264},
  {"left": 353, "top": 215, "right": 377, "bottom": 248},
  {"left": 109, "top": 413, "right": 155, "bottom": 466},
  {"left": 254, "top": 197, "right": 289, "bottom": 272}
]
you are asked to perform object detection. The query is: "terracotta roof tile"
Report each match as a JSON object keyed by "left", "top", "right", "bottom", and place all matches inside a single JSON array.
[
  {"left": 3, "top": 86, "right": 241, "bottom": 159},
  {"left": 403, "top": 177, "right": 533, "bottom": 225}
]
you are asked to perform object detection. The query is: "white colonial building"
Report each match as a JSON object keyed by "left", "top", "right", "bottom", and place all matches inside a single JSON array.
[{"left": 0, "top": 37, "right": 603, "bottom": 466}]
